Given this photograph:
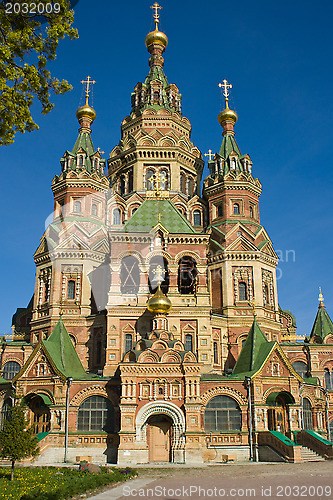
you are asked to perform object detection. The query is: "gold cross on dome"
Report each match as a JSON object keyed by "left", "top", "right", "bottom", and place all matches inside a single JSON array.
[
  {"left": 157, "top": 213, "right": 162, "bottom": 223},
  {"left": 151, "top": 2, "right": 162, "bottom": 22},
  {"left": 205, "top": 149, "right": 214, "bottom": 161},
  {"left": 248, "top": 297, "right": 257, "bottom": 317},
  {"left": 81, "top": 76, "right": 96, "bottom": 98},
  {"left": 218, "top": 79, "right": 232, "bottom": 99},
  {"left": 153, "top": 264, "right": 165, "bottom": 284},
  {"left": 319, "top": 287, "right": 324, "bottom": 304},
  {"left": 97, "top": 147, "right": 105, "bottom": 154}
]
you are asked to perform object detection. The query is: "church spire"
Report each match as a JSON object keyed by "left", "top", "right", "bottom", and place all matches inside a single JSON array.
[
  {"left": 145, "top": 2, "right": 168, "bottom": 69},
  {"left": 76, "top": 76, "right": 97, "bottom": 132},
  {"left": 217, "top": 79, "right": 238, "bottom": 137}
]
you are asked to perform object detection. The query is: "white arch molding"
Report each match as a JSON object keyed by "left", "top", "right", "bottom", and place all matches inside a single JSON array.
[{"left": 135, "top": 401, "right": 186, "bottom": 460}]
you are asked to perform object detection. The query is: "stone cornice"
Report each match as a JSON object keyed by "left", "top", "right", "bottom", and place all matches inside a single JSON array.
[{"left": 208, "top": 251, "right": 278, "bottom": 267}]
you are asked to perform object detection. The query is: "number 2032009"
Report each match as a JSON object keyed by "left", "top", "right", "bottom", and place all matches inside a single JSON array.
[{"left": 5, "top": 3, "right": 61, "bottom": 14}]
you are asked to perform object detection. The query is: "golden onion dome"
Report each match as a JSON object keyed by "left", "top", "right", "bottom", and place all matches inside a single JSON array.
[
  {"left": 217, "top": 102, "right": 238, "bottom": 125},
  {"left": 76, "top": 98, "right": 96, "bottom": 123},
  {"left": 147, "top": 284, "right": 172, "bottom": 314},
  {"left": 145, "top": 28, "right": 168, "bottom": 49}
]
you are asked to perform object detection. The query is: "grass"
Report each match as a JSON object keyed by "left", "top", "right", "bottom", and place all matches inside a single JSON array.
[{"left": 0, "top": 466, "right": 137, "bottom": 500}]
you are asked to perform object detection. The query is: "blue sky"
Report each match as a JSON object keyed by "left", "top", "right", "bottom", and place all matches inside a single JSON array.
[{"left": 0, "top": 0, "right": 332, "bottom": 337}]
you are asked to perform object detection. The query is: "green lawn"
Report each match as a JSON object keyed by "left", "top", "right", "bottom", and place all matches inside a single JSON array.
[{"left": 0, "top": 466, "right": 137, "bottom": 500}]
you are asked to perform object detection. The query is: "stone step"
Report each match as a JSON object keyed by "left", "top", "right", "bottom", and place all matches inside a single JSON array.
[{"left": 300, "top": 446, "right": 325, "bottom": 461}]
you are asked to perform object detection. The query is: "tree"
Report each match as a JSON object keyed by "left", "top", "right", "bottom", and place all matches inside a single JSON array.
[
  {"left": 0, "top": 0, "right": 78, "bottom": 145},
  {"left": 0, "top": 400, "right": 40, "bottom": 480}
]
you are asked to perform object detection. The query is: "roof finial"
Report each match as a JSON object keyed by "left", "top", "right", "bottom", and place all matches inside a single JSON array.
[
  {"left": 204, "top": 149, "right": 214, "bottom": 161},
  {"left": 151, "top": 2, "right": 162, "bottom": 30},
  {"left": 218, "top": 79, "right": 233, "bottom": 108},
  {"left": 81, "top": 76, "right": 96, "bottom": 106},
  {"left": 248, "top": 297, "right": 257, "bottom": 318},
  {"left": 318, "top": 287, "right": 325, "bottom": 308}
]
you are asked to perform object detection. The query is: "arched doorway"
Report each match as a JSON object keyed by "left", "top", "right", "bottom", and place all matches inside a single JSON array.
[
  {"left": 135, "top": 401, "right": 186, "bottom": 463},
  {"left": 25, "top": 394, "right": 52, "bottom": 434},
  {"left": 266, "top": 391, "right": 294, "bottom": 433},
  {"left": 147, "top": 414, "right": 173, "bottom": 462}
]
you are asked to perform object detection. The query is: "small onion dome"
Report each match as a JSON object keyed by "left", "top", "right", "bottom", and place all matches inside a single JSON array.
[
  {"left": 76, "top": 101, "right": 97, "bottom": 123},
  {"left": 147, "top": 283, "right": 172, "bottom": 314},
  {"left": 145, "top": 28, "right": 168, "bottom": 49},
  {"left": 218, "top": 101, "right": 238, "bottom": 126}
]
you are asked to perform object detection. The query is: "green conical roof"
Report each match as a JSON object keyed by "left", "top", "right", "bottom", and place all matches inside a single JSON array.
[
  {"left": 43, "top": 318, "right": 92, "bottom": 380},
  {"left": 219, "top": 134, "right": 241, "bottom": 159},
  {"left": 310, "top": 305, "right": 333, "bottom": 343},
  {"left": 233, "top": 318, "right": 276, "bottom": 377},
  {"left": 123, "top": 199, "right": 196, "bottom": 234}
]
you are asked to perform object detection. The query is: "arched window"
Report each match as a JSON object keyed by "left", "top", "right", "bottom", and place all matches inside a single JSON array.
[
  {"left": 193, "top": 210, "right": 201, "bottom": 226},
  {"left": 325, "top": 368, "right": 332, "bottom": 390},
  {"left": 187, "top": 177, "right": 194, "bottom": 196},
  {"left": 153, "top": 90, "right": 159, "bottom": 102},
  {"left": 147, "top": 169, "right": 155, "bottom": 191},
  {"left": 178, "top": 256, "right": 198, "bottom": 294},
  {"left": 149, "top": 257, "right": 169, "bottom": 294},
  {"left": 74, "top": 200, "right": 81, "bottom": 213},
  {"left": 217, "top": 205, "right": 223, "bottom": 217},
  {"left": 113, "top": 208, "right": 121, "bottom": 226},
  {"left": 249, "top": 206, "right": 253, "bottom": 218},
  {"left": 185, "top": 334, "right": 193, "bottom": 352},
  {"left": 204, "top": 395, "right": 241, "bottom": 432},
  {"left": 159, "top": 170, "right": 168, "bottom": 190},
  {"left": 77, "top": 396, "right": 114, "bottom": 432},
  {"left": 91, "top": 203, "right": 98, "bottom": 217},
  {"left": 158, "top": 387, "right": 164, "bottom": 395},
  {"left": 120, "top": 256, "right": 140, "bottom": 295},
  {"left": 180, "top": 173, "right": 185, "bottom": 193},
  {"left": 238, "top": 281, "right": 247, "bottom": 301},
  {"left": 67, "top": 280, "right": 76, "bottom": 300},
  {"left": 125, "top": 334, "right": 133, "bottom": 353},
  {"left": 303, "top": 398, "right": 313, "bottom": 430},
  {"left": 131, "top": 207, "right": 138, "bottom": 216},
  {"left": 233, "top": 203, "right": 240, "bottom": 215},
  {"left": 77, "top": 155, "right": 84, "bottom": 167},
  {"left": 128, "top": 171, "right": 133, "bottom": 193},
  {"left": 3, "top": 361, "right": 20, "bottom": 380},
  {"left": 293, "top": 361, "right": 307, "bottom": 379},
  {"left": 213, "top": 342, "right": 218, "bottom": 364},
  {"left": 120, "top": 176, "right": 126, "bottom": 195}
]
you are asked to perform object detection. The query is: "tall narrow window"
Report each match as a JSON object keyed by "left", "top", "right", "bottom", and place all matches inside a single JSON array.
[
  {"left": 120, "top": 256, "right": 140, "bottom": 294},
  {"left": 185, "top": 334, "right": 193, "bottom": 352},
  {"left": 147, "top": 169, "right": 155, "bottom": 190},
  {"left": 233, "top": 203, "right": 240, "bottom": 215},
  {"left": 193, "top": 210, "right": 201, "bottom": 226},
  {"left": 74, "top": 200, "right": 81, "bottom": 213},
  {"left": 153, "top": 90, "right": 159, "bottom": 102},
  {"left": 238, "top": 281, "right": 247, "bottom": 301},
  {"left": 180, "top": 173, "right": 185, "bottom": 193},
  {"left": 263, "top": 284, "right": 269, "bottom": 305},
  {"left": 249, "top": 206, "right": 253, "bottom": 218},
  {"left": 325, "top": 368, "right": 332, "bottom": 390},
  {"left": 96, "top": 339, "right": 102, "bottom": 365},
  {"left": 128, "top": 171, "right": 133, "bottom": 192},
  {"left": 77, "top": 155, "right": 84, "bottom": 167},
  {"left": 217, "top": 205, "right": 223, "bottom": 217},
  {"left": 213, "top": 342, "right": 218, "bottom": 364},
  {"left": 187, "top": 178, "right": 194, "bottom": 196},
  {"left": 113, "top": 208, "right": 121, "bottom": 226},
  {"left": 120, "top": 176, "right": 126, "bottom": 195},
  {"left": 91, "top": 203, "right": 98, "bottom": 217},
  {"left": 159, "top": 170, "right": 168, "bottom": 190},
  {"left": 125, "top": 334, "right": 133, "bottom": 353},
  {"left": 178, "top": 256, "right": 198, "bottom": 294},
  {"left": 67, "top": 280, "right": 76, "bottom": 300}
]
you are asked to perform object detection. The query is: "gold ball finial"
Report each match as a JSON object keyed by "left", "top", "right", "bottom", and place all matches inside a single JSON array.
[
  {"left": 217, "top": 79, "right": 238, "bottom": 126},
  {"left": 147, "top": 283, "right": 172, "bottom": 314},
  {"left": 318, "top": 287, "right": 325, "bottom": 308},
  {"left": 145, "top": 2, "right": 168, "bottom": 49}
]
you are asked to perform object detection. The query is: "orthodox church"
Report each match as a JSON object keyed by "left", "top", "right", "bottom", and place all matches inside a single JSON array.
[{"left": 1, "top": 4, "right": 333, "bottom": 465}]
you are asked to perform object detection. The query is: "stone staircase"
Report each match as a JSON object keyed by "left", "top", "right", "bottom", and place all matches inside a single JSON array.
[{"left": 300, "top": 446, "right": 325, "bottom": 462}]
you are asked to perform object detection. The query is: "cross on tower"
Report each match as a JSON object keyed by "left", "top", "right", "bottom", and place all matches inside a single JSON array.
[
  {"left": 157, "top": 213, "right": 162, "bottom": 223},
  {"left": 151, "top": 2, "right": 162, "bottom": 25},
  {"left": 153, "top": 264, "right": 165, "bottom": 284},
  {"left": 204, "top": 149, "right": 214, "bottom": 161},
  {"left": 218, "top": 79, "right": 232, "bottom": 99},
  {"left": 319, "top": 287, "right": 325, "bottom": 305},
  {"left": 248, "top": 297, "right": 257, "bottom": 317},
  {"left": 81, "top": 76, "right": 96, "bottom": 98},
  {"left": 97, "top": 147, "right": 105, "bottom": 154}
]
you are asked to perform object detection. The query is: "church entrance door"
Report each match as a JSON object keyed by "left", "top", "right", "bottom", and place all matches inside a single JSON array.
[
  {"left": 147, "top": 415, "right": 172, "bottom": 462},
  {"left": 267, "top": 395, "right": 289, "bottom": 433},
  {"left": 29, "top": 396, "right": 51, "bottom": 434}
]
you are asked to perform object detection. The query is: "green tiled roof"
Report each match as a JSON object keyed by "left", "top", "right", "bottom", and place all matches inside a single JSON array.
[
  {"left": 43, "top": 318, "right": 94, "bottom": 380},
  {"left": 219, "top": 134, "right": 241, "bottom": 159},
  {"left": 310, "top": 305, "right": 333, "bottom": 342},
  {"left": 123, "top": 199, "right": 196, "bottom": 234},
  {"left": 0, "top": 377, "right": 10, "bottom": 385},
  {"left": 232, "top": 318, "right": 276, "bottom": 377}
]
